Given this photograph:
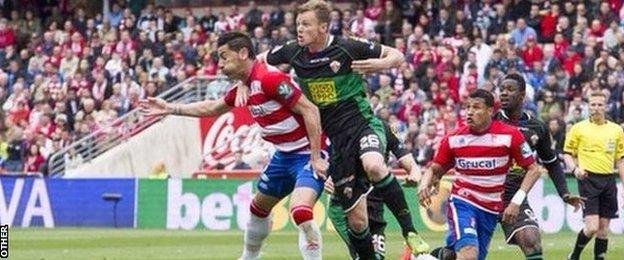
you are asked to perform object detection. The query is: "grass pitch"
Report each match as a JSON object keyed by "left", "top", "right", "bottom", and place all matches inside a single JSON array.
[{"left": 9, "top": 228, "right": 624, "bottom": 259}]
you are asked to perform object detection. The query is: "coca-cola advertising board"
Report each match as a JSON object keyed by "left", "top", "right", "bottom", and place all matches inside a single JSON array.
[{"left": 199, "top": 107, "right": 273, "bottom": 170}]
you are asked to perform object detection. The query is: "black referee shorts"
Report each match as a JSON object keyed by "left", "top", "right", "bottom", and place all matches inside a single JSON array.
[{"left": 578, "top": 172, "right": 619, "bottom": 219}]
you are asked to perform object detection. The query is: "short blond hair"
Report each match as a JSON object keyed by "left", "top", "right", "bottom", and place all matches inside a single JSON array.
[
  {"left": 298, "top": 0, "right": 331, "bottom": 25},
  {"left": 588, "top": 91, "right": 607, "bottom": 100}
]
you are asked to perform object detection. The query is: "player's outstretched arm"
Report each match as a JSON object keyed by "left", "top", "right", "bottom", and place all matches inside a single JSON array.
[
  {"left": 139, "top": 97, "right": 232, "bottom": 118},
  {"left": 290, "top": 95, "right": 327, "bottom": 179},
  {"left": 351, "top": 45, "right": 405, "bottom": 74},
  {"left": 418, "top": 162, "right": 444, "bottom": 208}
]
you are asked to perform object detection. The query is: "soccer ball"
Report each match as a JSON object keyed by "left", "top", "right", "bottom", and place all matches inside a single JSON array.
[{"left": 412, "top": 254, "right": 438, "bottom": 260}]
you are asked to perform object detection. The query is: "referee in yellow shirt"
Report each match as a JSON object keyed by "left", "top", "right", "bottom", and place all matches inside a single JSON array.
[{"left": 563, "top": 92, "right": 624, "bottom": 260}]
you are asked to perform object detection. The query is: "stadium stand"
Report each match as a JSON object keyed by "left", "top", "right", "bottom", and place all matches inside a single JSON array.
[{"left": 0, "top": 0, "right": 623, "bottom": 177}]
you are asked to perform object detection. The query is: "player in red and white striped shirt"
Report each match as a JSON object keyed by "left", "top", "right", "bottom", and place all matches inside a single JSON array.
[
  {"left": 418, "top": 89, "right": 542, "bottom": 260},
  {"left": 140, "top": 32, "right": 326, "bottom": 260}
]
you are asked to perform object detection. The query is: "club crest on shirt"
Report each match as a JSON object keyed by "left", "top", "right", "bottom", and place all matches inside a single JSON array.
[
  {"left": 277, "top": 82, "right": 293, "bottom": 99},
  {"left": 344, "top": 187, "right": 353, "bottom": 199},
  {"left": 330, "top": 60, "right": 341, "bottom": 73},
  {"left": 521, "top": 142, "right": 533, "bottom": 158},
  {"left": 530, "top": 134, "right": 539, "bottom": 145},
  {"left": 606, "top": 139, "right": 615, "bottom": 153}
]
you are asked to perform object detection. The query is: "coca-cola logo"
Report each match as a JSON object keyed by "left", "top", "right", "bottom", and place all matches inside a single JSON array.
[{"left": 200, "top": 108, "right": 273, "bottom": 169}]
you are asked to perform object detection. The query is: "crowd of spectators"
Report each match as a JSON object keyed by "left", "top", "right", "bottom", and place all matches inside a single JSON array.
[{"left": 0, "top": 0, "right": 623, "bottom": 174}]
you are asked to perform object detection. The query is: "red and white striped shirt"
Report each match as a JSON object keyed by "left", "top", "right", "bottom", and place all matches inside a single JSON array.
[
  {"left": 224, "top": 61, "right": 310, "bottom": 152},
  {"left": 433, "top": 120, "right": 535, "bottom": 213}
]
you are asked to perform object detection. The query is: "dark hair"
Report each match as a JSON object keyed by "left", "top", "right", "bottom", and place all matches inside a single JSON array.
[
  {"left": 468, "top": 89, "right": 495, "bottom": 108},
  {"left": 503, "top": 73, "right": 526, "bottom": 92},
  {"left": 216, "top": 31, "right": 255, "bottom": 59}
]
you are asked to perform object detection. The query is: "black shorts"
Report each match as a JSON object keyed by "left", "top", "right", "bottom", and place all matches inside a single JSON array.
[
  {"left": 578, "top": 173, "right": 619, "bottom": 219},
  {"left": 329, "top": 122, "right": 387, "bottom": 212},
  {"left": 500, "top": 199, "right": 540, "bottom": 244},
  {"left": 501, "top": 174, "right": 540, "bottom": 244}
]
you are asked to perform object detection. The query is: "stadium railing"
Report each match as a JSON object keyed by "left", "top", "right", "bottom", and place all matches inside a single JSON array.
[{"left": 48, "top": 75, "right": 231, "bottom": 177}]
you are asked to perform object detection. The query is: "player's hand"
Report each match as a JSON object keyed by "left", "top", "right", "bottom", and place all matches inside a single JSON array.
[
  {"left": 139, "top": 97, "right": 172, "bottom": 116},
  {"left": 310, "top": 155, "right": 328, "bottom": 180},
  {"left": 324, "top": 176, "right": 334, "bottom": 195},
  {"left": 417, "top": 172, "right": 436, "bottom": 208},
  {"left": 573, "top": 167, "right": 588, "bottom": 180},
  {"left": 403, "top": 169, "right": 422, "bottom": 187},
  {"left": 351, "top": 59, "right": 387, "bottom": 74},
  {"left": 502, "top": 203, "right": 520, "bottom": 224},
  {"left": 563, "top": 193, "right": 586, "bottom": 212},
  {"left": 234, "top": 82, "right": 249, "bottom": 107}
]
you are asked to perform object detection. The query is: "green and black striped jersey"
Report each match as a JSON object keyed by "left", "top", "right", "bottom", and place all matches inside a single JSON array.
[{"left": 266, "top": 36, "right": 383, "bottom": 138}]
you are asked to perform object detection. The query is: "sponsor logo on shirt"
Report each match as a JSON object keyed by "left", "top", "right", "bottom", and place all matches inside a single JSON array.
[
  {"left": 307, "top": 81, "right": 337, "bottom": 104},
  {"left": 455, "top": 156, "right": 509, "bottom": 170}
]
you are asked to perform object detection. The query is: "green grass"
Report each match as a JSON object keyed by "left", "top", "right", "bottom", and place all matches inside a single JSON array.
[{"left": 8, "top": 228, "right": 624, "bottom": 259}]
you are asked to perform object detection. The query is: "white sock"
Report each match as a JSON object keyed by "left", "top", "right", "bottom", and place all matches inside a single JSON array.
[
  {"left": 297, "top": 220, "right": 322, "bottom": 260},
  {"left": 240, "top": 214, "right": 271, "bottom": 260}
]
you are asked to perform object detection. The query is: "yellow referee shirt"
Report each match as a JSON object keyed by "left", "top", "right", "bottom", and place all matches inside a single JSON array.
[{"left": 564, "top": 119, "right": 624, "bottom": 174}]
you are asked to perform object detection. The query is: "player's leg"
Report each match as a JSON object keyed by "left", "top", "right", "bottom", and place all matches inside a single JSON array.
[
  {"left": 367, "top": 194, "right": 388, "bottom": 259},
  {"left": 513, "top": 229, "right": 543, "bottom": 260},
  {"left": 445, "top": 198, "right": 480, "bottom": 260},
  {"left": 240, "top": 152, "right": 291, "bottom": 260},
  {"left": 327, "top": 198, "right": 359, "bottom": 259},
  {"left": 290, "top": 187, "right": 322, "bottom": 259},
  {"left": 331, "top": 147, "right": 377, "bottom": 259},
  {"left": 474, "top": 208, "right": 498, "bottom": 260},
  {"left": 594, "top": 218, "right": 610, "bottom": 260},
  {"left": 502, "top": 201, "right": 542, "bottom": 260},
  {"left": 345, "top": 197, "right": 377, "bottom": 260},
  {"left": 359, "top": 125, "right": 428, "bottom": 254},
  {"left": 430, "top": 247, "right": 456, "bottom": 260},
  {"left": 569, "top": 177, "right": 600, "bottom": 260},
  {"left": 241, "top": 192, "right": 281, "bottom": 260},
  {"left": 290, "top": 153, "right": 325, "bottom": 260},
  {"left": 594, "top": 176, "right": 618, "bottom": 260},
  {"left": 568, "top": 215, "right": 599, "bottom": 260}
]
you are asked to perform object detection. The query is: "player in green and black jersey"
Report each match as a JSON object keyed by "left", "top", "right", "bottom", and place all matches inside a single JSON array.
[
  {"left": 495, "top": 73, "right": 585, "bottom": 260},
  {"left": 260, "top": 1, "right": 430, "bottom": 258},
  {"left": 325, "top": 122, "right": 423, "bottom": 260}
]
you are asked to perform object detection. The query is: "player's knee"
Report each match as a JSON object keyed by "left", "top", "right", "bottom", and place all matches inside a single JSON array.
[
  {"left": 520, "top": 242, "right": 542, "bottom": 256},
  {"left": 595, "top": 226, "right": 609, "bottom": 239},
  {"left": 347, "top": 214, "right": 368, "bottom": 233},
  {"left": 290, "top": 204, "right": 314, "bottom": 226},
  {"left": 517, "top": 230, "right": 542, "bottom": 255},
  {"left": 362, "top": 160, "right": 387, "bottom": 182},
  {"left": 456, "top": 246, "right": 478, "bottom": 260},
  {"left": 584, "top": 222, "right": 599, "bottom": 236}
]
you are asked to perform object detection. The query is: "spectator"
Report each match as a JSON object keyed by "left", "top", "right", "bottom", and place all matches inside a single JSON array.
[
  {"left": 350, "top": 9, "right": 375, "bottom": 39},
  {"left": 412, "top": 133, "right": 433, "bottom": 167},
  {"left": 23, "top": 143, "right": 44, "bottom": 174},
  {"left": 5, "top": 129, "right": 23, "bottom": 172},
  {"left": 510, "top": 18, "right": 538, "bottom": 47},
  {"left": 0, "top": 0, "right": 620, "bottom": 175}
]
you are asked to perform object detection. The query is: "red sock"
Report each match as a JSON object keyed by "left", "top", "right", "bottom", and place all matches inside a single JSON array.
[
  {"left": 290, "top": 205, "right": 313, "bottom": 225},
  {"left": 250, "top": 201, "right": 270, "bottom": 218},
  {"left": 400, "top": 244, "right": 412, "bottom": 260}
]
